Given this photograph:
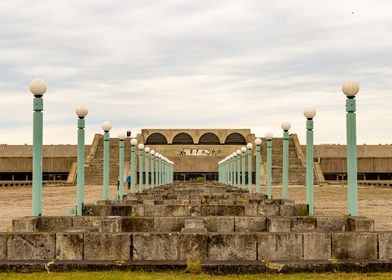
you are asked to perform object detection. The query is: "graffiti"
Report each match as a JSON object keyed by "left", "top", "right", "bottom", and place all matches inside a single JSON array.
[{"left": 179, "top": 149, "right": 219, "bottom": 156}]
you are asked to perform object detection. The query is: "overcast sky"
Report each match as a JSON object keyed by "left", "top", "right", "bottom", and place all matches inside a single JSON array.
[{"left": 0, "top": 0, "right": 391, "bottom": 145}]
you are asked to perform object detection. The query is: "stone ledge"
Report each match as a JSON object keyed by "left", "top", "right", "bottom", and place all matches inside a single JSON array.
[{"left": 1, "top": 260, "right": 392, "bottom": 274}]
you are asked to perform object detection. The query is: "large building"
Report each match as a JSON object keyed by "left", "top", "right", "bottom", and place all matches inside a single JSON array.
[{"left": 1, "top": 128, "right": 392, "bottom": 186}]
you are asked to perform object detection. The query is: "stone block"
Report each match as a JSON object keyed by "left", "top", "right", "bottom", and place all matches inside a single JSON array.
[
  {"left": 72, "top": 216, "right": 101, "bottom": 229},
  {"left": 280, "top": 204, "right": 308, "bottom": 216},
  {"left": 303, "top": 232, "right": 331, "bottom": 260},
  {"left": 122, "top": 217, "right": 154, "bottom": 232},
  {"left": 379, "top": 232, "right": 392, "bottom": 260},
  {"left": 84, "top": 233, "right": 130, "bottom": 260},
  {"left": 257, "top": 233, "right": 302, "bottom": 261},
  {"left": 7, "top": 233, "right": 56, "bottom": 260},
  {"left": 201, "top": 205, "right": 245, "bottom": 216},
  {"left": 209, "top": 234, "right": 256, "bottom": 261},
  {"left": 0, "top": 234, "right": 8, "bottom": 260},
  {"left": 258, "top": 200, "right": 281, "bottom": 216},
  {"left": 36, "top": 216, "right": 74, "bottom": 232},
  {"left": 290, "top": 217, "right": 317, "bottom": 231},
  {"left": 179, "top": 234, "right": 208, "bottom": 260},
  {"left": 133, "top": 233, "right": 178, "bottom": 260},
  {"left": 332, "top": 232, "right": 377, "bottom": 259},
  {"left": 235, "top": 217, "right": 266, "bottom": 233},
  {"left": 244, "top": 205, "right": 258, "bottom": 216},
  {"left": 316, "top": 216, "right": 347, "bottom": 231},
  {"left": 56, "top": 233, "right": 83, "bottom": 260},
  {"left": 154, "top": 217, "right": 184, "bottom": 232},
  {"left": 204, "top": 216, "right": 234, "bottom": 233},
  {"left": 267, "top": 217, "right": 291, "bottom": 232},
  {"left": 12, "top": 217, "right": 39, "bottom": 232},
  {"left": 182, "top": 218, "right": 207, "bottom": 233},
  {"left": 347, "top": 217, "right": 375, "bottom": 231},
  {"left": 110, "top": 206, "right": 134, "bottom": 216},
  {"left": 99, "top": 217, "right": 122, "bottom": 233}
]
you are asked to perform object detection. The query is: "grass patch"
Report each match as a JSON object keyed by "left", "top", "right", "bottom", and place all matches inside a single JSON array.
[{"left": 1, "top": 272, "right": 392, "bottom": 280}]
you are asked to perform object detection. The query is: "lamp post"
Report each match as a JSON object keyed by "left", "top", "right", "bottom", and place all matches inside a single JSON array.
[
  {"left": 75, "top": 105, "right": 88, "bottom": 215},
  {"left": 155, "top": 153, "right": 160, "bottom": 186},
  {"left": 255, "top": 138, "right": 262, "bottom": 193},
  {"left": 150, "top": 150, "right": 155, "bottom": 188},
  {"left": 343, "top": 80, "right": 360, "bottom": 216},
  {"left": 265, "top": 132, "right": 273, "bottom": 199},
  {"left": 138, "top": 143, "right": 144, "bottom": 192},
  {"left": 130, "top": 138, "right": 137, "bottom": 193},
  {"left": 232, "top": 153, "right": 236, "bottom": 187},
  {"left": 236, "top": 150, "right": 241, "bottom": 188},
  {"left": 118, "top": 133, "right": 126, "bottom": 200},
  {"left": 30, "top": 79, "right": 47, "bottom": 216},
  {"left": 241, "top": 147, "right": 246, "bottom": 188},
  {"left": 304, "top": 106, "right": 316, "bottom": 215},
  {"left": 102, "top": 121, "right": 112, "bottom": 200},
  {"left": 247, "top": 143, "right": 253, "bottom": 193},
  {"left": 281, "top": 121, "right": 291, "bottom": 199},
  {"left": 144, "top": 147, "right": 150, "bottom": 189}
]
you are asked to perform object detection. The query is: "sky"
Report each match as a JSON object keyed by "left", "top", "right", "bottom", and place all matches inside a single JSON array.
[{"left": 0, "top": 0, "right": 391, "bottom": 145}]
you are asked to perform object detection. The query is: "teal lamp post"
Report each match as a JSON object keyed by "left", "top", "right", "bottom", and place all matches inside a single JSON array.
[
  {"left": 118, "top": 133, "right": 126, "bottom": 200},
  {"left": 265, "top": 132, "right": 273, "bottom": 199},
  {"left": 138, "top": 143, "right": 144, "bottom": 192},
  {"left": 101, "top": 121, "right": 112, "bottom": 200},
  {"left": 236, "top": 150, "right": 241, "bottom": 188},
  {"left": 304, "top": 106, "right": 316, "bottom": 215},
  {"left": 155, "top": 152, "right": 160, "bottom": 187},
  {"left": 241, "top": 147, "right": 246, "bottom": 188},
  {"left": 228, "top": 155, "right": 233, "bottom": 186},
  {"left": 232, "top": 153, "right": 236, "bottom": 187},
  {"left": 281, "top": 121, "right": 291, "bottom": 199},
  {"left": 150, "top": 150, "right": 155, "bottom": 188},
  {"left": 75, "top": 105, "right": 88, "bottom": 215},
  {"left": 30, "top": 78, "right": 47, "bottom": 216},
  {"left": 247, "top": 143, "right": 253, "bottom": 193},
  {"left": 255, "top": 138, "right": 262, "bottom": 193},
  {"left": 144, "top": 147, "right": 150, "bottom": 189},
  {"left": 343, "top": 80, "right": 360, "bottom": 216},
  {"left": 130, "top": 138, "right": 137, "bottom": 193}
]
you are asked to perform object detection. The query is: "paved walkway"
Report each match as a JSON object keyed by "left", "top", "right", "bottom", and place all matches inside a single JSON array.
[{"left": 0, "top": 183, "right": 391, "bottom": 231}]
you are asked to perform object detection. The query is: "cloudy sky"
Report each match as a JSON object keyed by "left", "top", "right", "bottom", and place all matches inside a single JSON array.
[{"left": 0, "top": 0, "right": 391, "bottom": 145}]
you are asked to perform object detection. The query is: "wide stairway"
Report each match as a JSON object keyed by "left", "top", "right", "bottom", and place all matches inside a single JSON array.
[{"left": 6, "top": 181, "right": 390, "bottom": 273}]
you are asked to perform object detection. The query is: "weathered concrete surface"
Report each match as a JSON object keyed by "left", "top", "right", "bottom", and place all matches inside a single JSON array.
[
  {"left": 204, "top": 217, "right": 234, "bottom": 233},
  {"left": 347, "top": 217, "right": 375, "bottom": 231},
  {"left": 267, "top": 217, "right": 291, "bottom": 232},
  {"left": 0, "top": 234, "right": 8, "bottom": 260},
  {"left": 84, "top": 233, "right": 130, "bottom": 260},
  {"left": 257, "top": 233, "right": 302, "bottom": 261},
  {"left": 179, "top": 234, "right": 208, "bottom": 260},
  {"left": 7, "top": 233, "right": 55, "bottom": 260},
  {"left": 133, "top": 233, "right": 178, "bottom": 261},
  {"left": 378, "top": 232, "right": 392, "bottom": 260},
  {"left": 235, "top": 217, "right": 266, "bottom": 233},
  {"left": 332, "top": 232, "right": 377, "bottom": 260},
  {"left": 209, "top": 234, "right": 256, "bottom": 261},
  {"left": 56, "top": 233, "right": 84, "bottom": 260},
  {"left": 303, "top": 232, "right": 331, "bottom": 260}
]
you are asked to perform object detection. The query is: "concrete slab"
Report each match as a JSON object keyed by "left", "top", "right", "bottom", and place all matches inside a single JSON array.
[
  {"left": 204, "top": 216, "right": 234, "bottom": 233},
  {"left": 332, "top": 232, "right": 377, "bottom": 260},
  {"left": 179, "top": 234, "right": 208, "bottom": 260},
  {"left": 7, "top": 233, "right": 56, "bottom": 260},
  {"left": 56, "top": 233, "right": 83, "bottom": 260},
  {"left": 84, "top": 233, "right": 130, "bottom": 260},
  {"left": 347, "top": 217, "right": 375, "bottom": 232},
  {"left": 303, "top": 232, "right": 331, "bottom": 260},
  {"left": 267, "top": 217, "right": 291, "bottom": 232},
  {"left": 154, "top": 217, "right": 184, "bottom": 232},
  {"left": 0, "top": 234, "right": 8, "bottom": 260},
  {"left": 378, "top": 232, "right": 392, "bottom": 260},
  {"left": 257, "top": 233, "right": 303, "bottom": 261},
  {"left": 209, "top": 234, "right": 257, "bottom": 261},
  {"left": 133, "top": 233, "right": 178, "bottom": 261},
  {"left": 235, "top": 217, "right": 267, "bottom": 233}
]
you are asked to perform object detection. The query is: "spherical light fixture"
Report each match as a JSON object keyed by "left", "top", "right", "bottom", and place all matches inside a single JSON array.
[
  {"left": 236, "top": 150, "right": 241, "bottom": 155},
  {"left": 29, "top": 79, "right": 47, "bottom": 96},
  {"left": 151, "top": 150, "right": 155, "bottom": 155},
  {"left": 130, "top": 138, "right": 137, "bottom": 145},
  {"left": 255, "top": 138, "right": 262, "bottom": 145},
  {"left": 304, "top": 106, "right": 316, "bottom": 119},
  {"left": 247, "top": 143, "right": 253, "bottom": 149},
  {"left": 241, "top": 147, "right": 246, "bottom": 152},
  {"left": 101, "top": 121, "right": 112, "bottom": 132},
  {"left": 75, "top": 105, "right": 88, "bottom": 118},
  {"left": 281, "top": 121, "right": 291, "bottom": 131},
  {"left": 265, "top": 132, "right": 273, "bottom": 140},
  {"left": 118, "top": 133, "right": 126, "bottom": 140},
  {"left": 342, "top": 80, "right": 359, "bottom": 97},
  {"left": 145, "top": 147, "right": 150, "bottom": 153},
  {"left": 138, "top": 143, "right": 144, "bottom": 150}
]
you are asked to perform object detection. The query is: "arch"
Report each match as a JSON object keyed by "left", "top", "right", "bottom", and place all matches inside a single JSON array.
[
  {"left": 146, "top": 133, "right": 168, "bottom": 145},
  {"left": 224, "top": 133, "right": 246, "bottom": 145},
  {"left": 199, "top": 132, "right": 220, "bottom": 145},
  {"left": 172, "top": 132, "right": 194, "bottom": 144}
]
